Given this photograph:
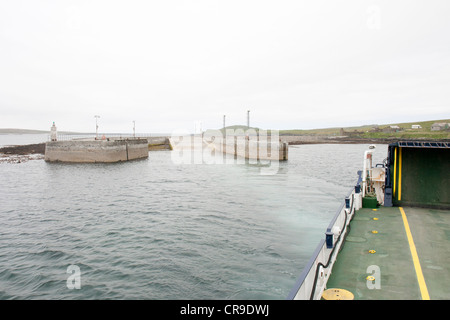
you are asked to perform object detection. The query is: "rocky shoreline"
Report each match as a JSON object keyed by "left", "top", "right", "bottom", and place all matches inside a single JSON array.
[
  {"left": 281, "top": 135, "right": 400, "bottom": 145},
  {"left": 280, "top": 135, "right": 450, "bottom": 145},
  {"left": 0, "top": 143, "right": 46, "bottom": 164},
  {"left": 0, "top": 153, "right": 44, "bottom": 164},
  {"left": 0, "top": 143, "right": 46, "bottom": 155}
]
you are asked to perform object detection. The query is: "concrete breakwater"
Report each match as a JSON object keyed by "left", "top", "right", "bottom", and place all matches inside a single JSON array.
[
  {"left": 212, "top": 138, "right": 289, "bottom": 161},
  {"left": 170, "top": 134, "right": 288, "bottom": 161},
  {"left": 147, "top": 136, "right": 172, "bottom": 151},
  {"left": 44, "top": 138, "right": 149, "bottom": 163}
]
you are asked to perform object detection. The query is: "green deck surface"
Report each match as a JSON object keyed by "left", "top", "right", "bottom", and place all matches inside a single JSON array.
[{"left": 325, "top": 206, "right": 450, "bottom": 300}]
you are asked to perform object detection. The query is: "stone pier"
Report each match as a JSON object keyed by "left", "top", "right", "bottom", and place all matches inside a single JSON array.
[
  {"left": 44, "top": 138, "right": 149, "bottom": 163},
  {"left": 214, "top": 137, "right": 288, "bottom": 161}
]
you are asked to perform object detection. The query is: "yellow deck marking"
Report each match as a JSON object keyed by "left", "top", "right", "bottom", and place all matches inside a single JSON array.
[
  {"left": 398, "top": 147, "right": 402, "bottom": 201},
  {"left": 399, "top": 207, "right": 430, "bottom": 300},
  {"left": 393, "top": 147, "right": 397, "bottom": 197}
]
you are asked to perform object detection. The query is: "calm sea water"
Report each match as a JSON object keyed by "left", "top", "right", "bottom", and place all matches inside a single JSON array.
[
  {"left": 0, "top": 134, "right": 387, "bottom": 299},
  {"left": 0, "top": 133, "right": 49, "bottom": 147}
]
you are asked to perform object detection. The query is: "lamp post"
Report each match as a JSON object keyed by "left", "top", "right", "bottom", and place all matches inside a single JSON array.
[
  {"left": 247, "top": 110, "right": 250, "bottom": 128},
  {"left": 94, "top": 115, "right": 100, "bottom": 139},
  {"left": 133, "top": 120, "right": 136, "bottom": 138}
]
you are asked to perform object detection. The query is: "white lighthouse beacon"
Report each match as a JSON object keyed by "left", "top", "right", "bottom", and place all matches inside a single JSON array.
[{"left": 50, "top": 122, "right": 57, "bottom": 141}]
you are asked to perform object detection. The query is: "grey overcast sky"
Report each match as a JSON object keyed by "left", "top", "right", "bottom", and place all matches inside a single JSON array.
[{"left": 0, "top": 0, "right": 449, "bottom": 133}]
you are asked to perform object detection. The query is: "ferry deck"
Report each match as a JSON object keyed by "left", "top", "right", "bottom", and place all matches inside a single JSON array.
[
  {"left": 325, "top": 205, "right": 450, "bottom": 299},
  {"left": 288, "top": 141, "right": 449, "bottom": 300}
]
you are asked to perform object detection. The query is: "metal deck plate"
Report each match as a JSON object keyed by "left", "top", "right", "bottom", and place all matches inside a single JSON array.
[{"left": 325, "top": 206, "right": 450, "bottom": 299}]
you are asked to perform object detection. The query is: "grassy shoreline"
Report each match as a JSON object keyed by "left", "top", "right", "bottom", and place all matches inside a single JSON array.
[
  {"left": 280, "top": 118, "right": 450, "bottom": 141},
  {"left": 216, "top": 119, "right": 450, "bottom": 141}
]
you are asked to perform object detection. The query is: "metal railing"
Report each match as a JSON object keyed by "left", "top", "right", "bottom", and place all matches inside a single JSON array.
[
  {"left": 48, "top": 133, "right": 169, "bottom": 142},
  {"left": 287, "top": 171, "right": 363, "bottom": 300},
  {"left": 397, "top": 141, "right": 449, "bottom": 148}
]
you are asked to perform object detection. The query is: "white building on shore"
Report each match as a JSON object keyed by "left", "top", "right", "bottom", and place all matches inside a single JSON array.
[{"left": 431, "top": 123, "right": 449, "bottom": 131}]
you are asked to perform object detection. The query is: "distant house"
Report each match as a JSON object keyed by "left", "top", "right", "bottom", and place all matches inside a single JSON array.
[
  {"left": 382, "top": 125, "right": 401, "bottom": 133},
  {"left": 371, "top": 126, "right": 381, "bottom": 132},
  {"left": 411, "top": 125, "right": 422, "bottom": 129},
  {"left": 431, "top": 123, "right": 449, "bottom": 131}
]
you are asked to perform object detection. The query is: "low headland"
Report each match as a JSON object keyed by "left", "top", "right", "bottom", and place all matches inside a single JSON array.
[
  {"left": 280, "top": 118, "right": 450, "bottom": 145},
  {"left": 217, "top": 119, "right": 450, "bottom": 145}
]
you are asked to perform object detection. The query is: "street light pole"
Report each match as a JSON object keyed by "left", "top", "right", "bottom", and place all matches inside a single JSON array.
[
  {"left": 247, "top": 110, "right": 250, "bottom": 128},
  {"left": 133, "top": 120, "right": 136, "bottom": 138}
]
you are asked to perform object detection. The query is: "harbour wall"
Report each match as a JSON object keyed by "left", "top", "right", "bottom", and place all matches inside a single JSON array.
[
  {"left": 170, "top": 135, "right": 288, "bottom": 161},
  {"left": 44, "top": 139, "right": 149, "bottom": 163},
  {"left": 215, "top": 138, "right": 289, "bottom": 161},
  {"left": 147, "top": 136, "right": 172, "bottom": 150}
]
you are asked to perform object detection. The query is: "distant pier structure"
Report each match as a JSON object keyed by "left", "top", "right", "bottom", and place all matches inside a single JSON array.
[
  {"left": 171, "top": 129, "right": 289, "bottom": 162},
  {"left": 44, "top": 123, "right": 148, "bottom": 163},
  {"left": 215, "top": 134, "right": 288, "bottom": 161}
]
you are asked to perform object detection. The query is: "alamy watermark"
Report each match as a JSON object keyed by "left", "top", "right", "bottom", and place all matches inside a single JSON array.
[
  {"left": 367, "top": 5, "right": 381, "bottom": 30},
  {"left": 67, "top": 264, "right": 81, "bottom": 290},
  {"left": 170, "top": 128, "right": 287, "bottom": 175},
  {"left": 66, "top": 6, "right": 81, "bottom": 31},
  {"left": 366, "top": 265, "right": 381, "bottom": 290}
]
